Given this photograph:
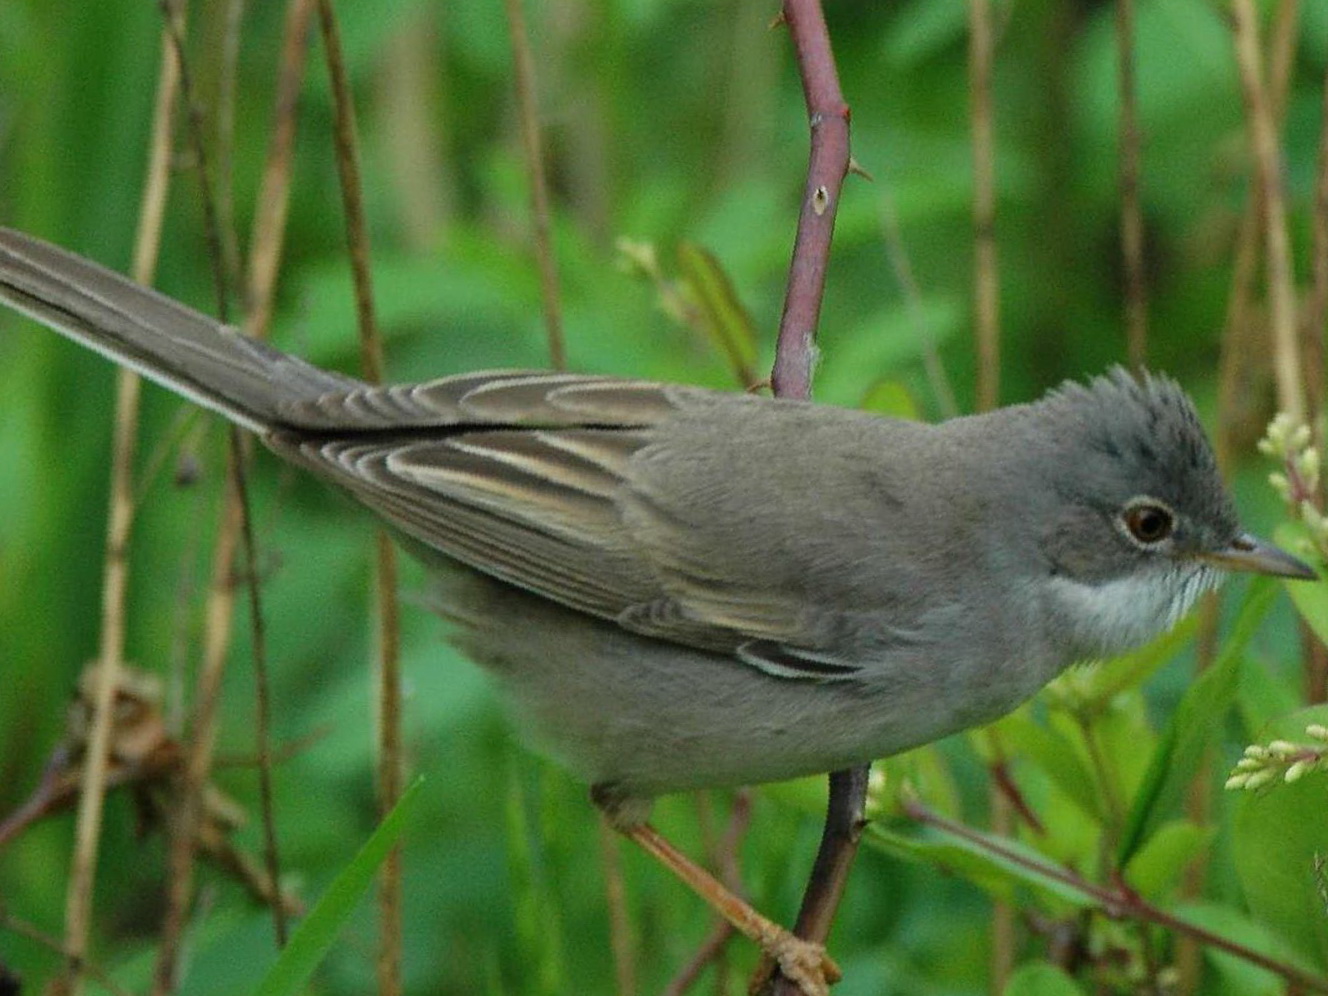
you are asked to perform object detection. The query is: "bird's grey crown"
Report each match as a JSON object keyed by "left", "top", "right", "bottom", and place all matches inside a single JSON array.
[{"left": 1039, "top": 366, "right": 1238, "bottom": 538}]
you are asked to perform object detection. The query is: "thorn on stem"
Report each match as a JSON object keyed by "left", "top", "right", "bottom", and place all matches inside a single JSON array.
[{"left": 847, "top": 157, "right": 874, "bottom": 182}]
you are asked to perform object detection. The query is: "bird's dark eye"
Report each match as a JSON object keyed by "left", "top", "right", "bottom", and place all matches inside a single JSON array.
[{"left": 1123, "top": 502, "right": 1174, "bottom": 545}]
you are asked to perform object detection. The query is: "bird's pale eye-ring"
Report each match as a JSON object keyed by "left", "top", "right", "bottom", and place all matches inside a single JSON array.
[{"left": 1122, "top": 499, "right": 1175, "bottom": 546}]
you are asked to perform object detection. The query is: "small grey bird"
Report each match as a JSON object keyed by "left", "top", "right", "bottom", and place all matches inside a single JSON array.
[{"left": 0, "top": 228, "right": 1314, "bottom": 994}]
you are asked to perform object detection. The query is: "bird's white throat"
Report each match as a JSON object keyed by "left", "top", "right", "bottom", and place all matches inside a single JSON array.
[{"left": 1047, "top": 563, "right": 1220, "bottom": 660}]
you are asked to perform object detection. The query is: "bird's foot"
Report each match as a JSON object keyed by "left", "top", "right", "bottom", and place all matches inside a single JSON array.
[{"left": 747, "top": 930, "right": 841, "bottom": 996}]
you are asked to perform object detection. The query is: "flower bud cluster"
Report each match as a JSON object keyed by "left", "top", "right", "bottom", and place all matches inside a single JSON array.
[
  {"left": 1225, "top": 724, "right": 1328, "bottom": 791},
  {"left": 1259, "top": 414, "right": 1328, "bottom": 557}
]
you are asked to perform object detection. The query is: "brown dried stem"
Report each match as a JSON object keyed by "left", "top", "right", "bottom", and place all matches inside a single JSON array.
[
  {"left": 1116, "top": 0, "right": 1147, "bottom": 369},
  {"left": 1310, "top": 67, "right": 1328, "bottom": 451},
  {"left": 504, "top": 0, "right": 566, "bottom": 370},
  {"left": 246, "top": 0, "right": 316, "bottom": 341},
  {"left": 598, "top": 820, "right": 638, "bottom": 996},
  {"left": 57, "top": 19, "right": 180, "bottom": 996},
  {"left": 877, "top": 195, "right": 959, "bottom": 418},
  {"left": 5, "top": 910, "right": 137, "bottom": 996},
  {"left": 1230, "top": 0, "right": 1304, "bottom": 422},
  {"left": 154, "top": 465, "right": 244, "bottom": 995},
  {"left": 207, "top": 0, "right": 294, "bottom": 952},
  {"left": 968, "top": 0, "right": 1000, "bottom": 412},
  {"left": 215, "top": 0, "right": 247, "bottom": 294},
  {"left": 314, "top": 3, "right": 404, "bottom": 993},
  {"left": 153, "top": 0, "right": 291, "bottom": 983},
  {"left": 1190, "top": 12, "right": 1304, "bottom": 989}
]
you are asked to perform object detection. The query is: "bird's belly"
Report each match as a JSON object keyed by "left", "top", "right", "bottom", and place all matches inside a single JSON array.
[{"left": 428, "top": 568, "right": 1064, "bottom": 799}]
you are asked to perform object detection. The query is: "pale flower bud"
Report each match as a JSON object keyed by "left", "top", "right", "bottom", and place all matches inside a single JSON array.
[
  {"left": 1297, "top": 448, "right": 1321, "bottom": 493},
  {"left": 1243, "top": 769, "right": 1277, "bottom": 791},
  {"left": 1285, "top": 759, "right": 1314, "bottom": 784}
]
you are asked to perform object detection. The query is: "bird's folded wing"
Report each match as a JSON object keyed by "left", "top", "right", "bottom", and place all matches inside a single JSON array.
[
  {"left": 270, "top": 374, "right": 873, "bottom": 678},
  {"left": 275, "top": 369, "right": 682, "bottom": 430}
]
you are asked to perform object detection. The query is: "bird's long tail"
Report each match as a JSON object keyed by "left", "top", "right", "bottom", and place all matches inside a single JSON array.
[{"left": 0, "top": 228, "right": 358, "bottom": 432}]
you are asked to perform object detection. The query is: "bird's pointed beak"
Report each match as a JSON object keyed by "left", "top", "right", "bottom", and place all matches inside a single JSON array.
[{"left": 1199, "top": 533, "right": 1319, "bottom": 580}]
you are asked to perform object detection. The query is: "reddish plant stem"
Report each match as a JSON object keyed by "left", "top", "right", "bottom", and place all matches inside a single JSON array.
[
  {"left": 768, "top": 9, "right": 861, "bottom": 993},
  {"left": 769, "top": 0, "right": 851, "bottom": 401},
  {"left": 904, "top": 798, "right": 1328, "bottom": 995}
]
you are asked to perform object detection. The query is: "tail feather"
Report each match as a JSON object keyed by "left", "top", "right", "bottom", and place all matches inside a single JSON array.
[{"left": 0, "top": 228, "right": 359, "bottom": 432}]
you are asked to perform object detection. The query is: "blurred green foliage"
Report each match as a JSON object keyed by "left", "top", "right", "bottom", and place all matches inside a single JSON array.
[{"left": 0, "top": 0, "right": 1325, "bottom": 994}]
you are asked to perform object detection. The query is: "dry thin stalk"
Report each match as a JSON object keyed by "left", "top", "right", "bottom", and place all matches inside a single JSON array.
[
  {"left": 987, "top": 785, "right": 1015, "bottom": 993},
  {"left": 504, "top": 0, "right": 566, "bottom": 370},
  {"left": 662, "top": 792, "right": 752, "bottom": 994},
  {"left": 1230, "top": 0, "right": 1304, "bottom": 422},
  {"left": 158, "top": 0, "right": 230, "bottom": 321},
  {"left": 1213, "top": 0, "right": 1300, "bottom": 473},
  {"left": 57, "top": 22, "right": 180, "bottom": 996},
  {"left": 1266, "top": 0, "right": 1301, "bottom": 125},
  {"left": 233, "top": 431, "right": 289, "bottom": 949},
  {"left": 151, "top": 0, "right": 287, "bottom": 984},
  {"left": 661, "top": 920, "right": 735, "bottom": 996},
  {"left": 216, "top": 0, "right": 247, "bottom": 293},
  {"left": 204, "top": 0, "right": 292, "bottom": 950},
  {"left": 314, "top": 3, "right": 403, "bottom": 992},
  {"left": 598, "top": 820, "right": 637, "bottom": 996},
  {"left": 1304, "top": 70, "right": 1328, "bottom": 707},
  {"left": 1116, "top": 0, "right": 1147, "bottom": 369},
  {"left": 1309, "top": 66, "right": 1328, "bottom": 452},
  {"left": 968, "top": 0, "right": 1011, "bottom": 986},
  {"left": 4, "top": 911, "right": 137, "bottom": 996},
  {"left": 381, "top": 13, "right": 452, "bottom": 249},
  {"left": 1185, "top": 11, "right": 1304, "bottom": 985},
  {"left": 153, "top": 473, "right": 243, "bottom": 995},
  {"left": 877, "top": 195, "right": 959, "bottom": 418},
  {"left": 246, "top": 0, "right": 315, "bottom": 341},
  {"left": 968, "top": 0, "right": 1000, "bottom": 412}
]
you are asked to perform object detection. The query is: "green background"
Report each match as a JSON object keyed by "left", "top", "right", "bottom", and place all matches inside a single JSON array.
[{"left": 0, "top": 1, "right": 1325, "bottom": 993}]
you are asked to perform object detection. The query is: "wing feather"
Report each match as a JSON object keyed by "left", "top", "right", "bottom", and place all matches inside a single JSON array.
[
  {"left": 267, "top": 374, "right": 903, "bottom": 680},
  {"left": 275, "top": 370, "right": 680, "bottom": 430}
]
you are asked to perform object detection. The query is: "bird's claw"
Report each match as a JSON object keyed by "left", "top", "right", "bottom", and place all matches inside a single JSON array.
[{"left": 748, "top": 934, "right": 841, "bottom": 996}]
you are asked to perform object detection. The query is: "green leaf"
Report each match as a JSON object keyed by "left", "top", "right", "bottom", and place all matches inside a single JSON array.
[
  {"left": 1117, "top": 578, "right": 1278, "bottom": 866},
  {"left": 1122, "top": 819, "right": 1211, "bottom": 900},
  {"left": 1065, "top": 613, "right": 1199, "bottom": 706},
  {"left": 1001, "top": 961, "right": 1086, "bottom": 996},
  {"left": 876, "top": 743, "right": 963, "bottom": 820},
  {"left": 505, "top": 755, "right": 566, "bottom": 996},
  {"left": 1175, "top": 901, "right": 1316, "bottom": 996},
  {"left": 858, "top": 379, "right": 922, "bottom": 419},
  {"left": 1277, "top": 522, "right": 1328, "bottom": 644},
  {"left": 1233, "top": 704, "right": 1328, "bottom": 973},
  {"left": 250, "top": 776, "right": 425, "bottom": 996},
  {"left": 675, "top": 242, "right": 759, "bottom": 385},
  {"left": 865, "top": 819, "right": 1096, "bottom": 909},
  {"left": 881, "top": 0, "right": 968, "bottom": 68},
  {"left": 997, "top": 714, "right": 1103, "bottom": 822}
]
